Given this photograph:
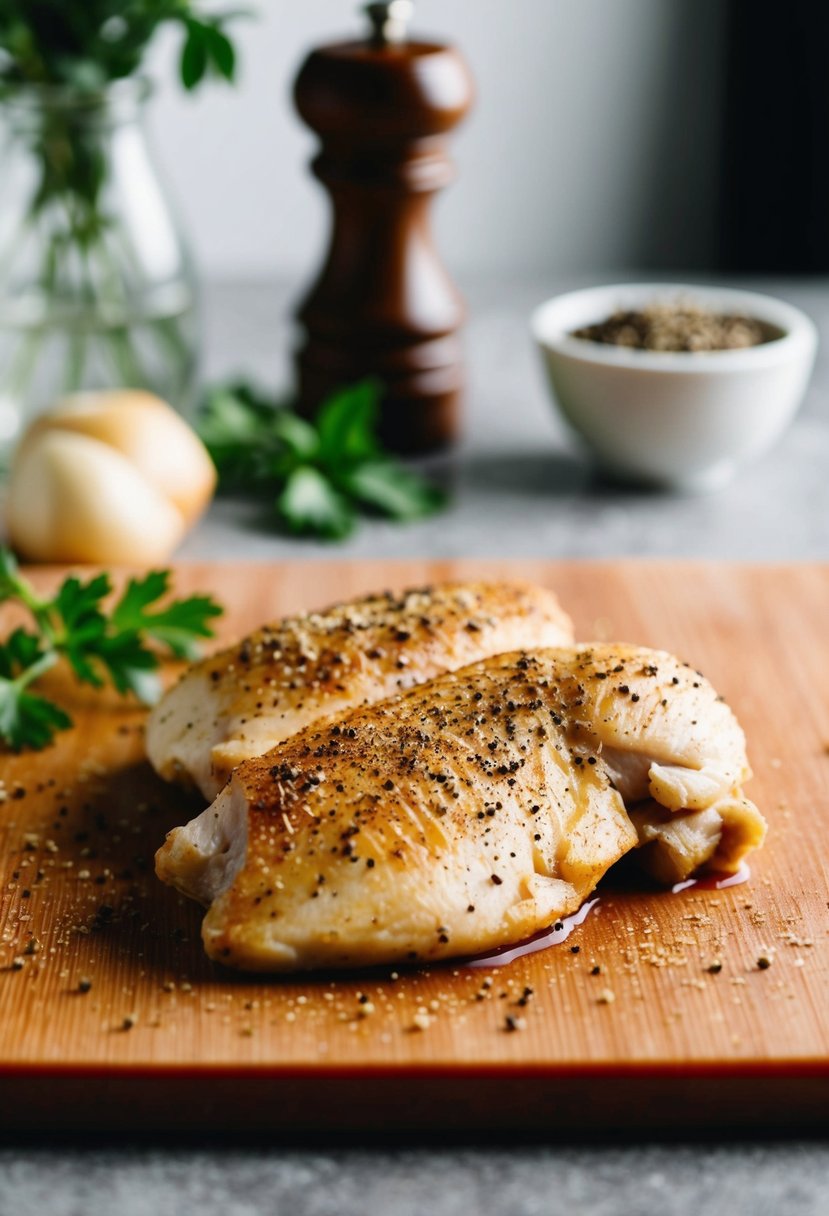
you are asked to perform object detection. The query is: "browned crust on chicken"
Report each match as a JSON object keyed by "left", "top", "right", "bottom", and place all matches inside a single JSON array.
[
  {"left": 156, "top": 644, "right": 765, "bottom": 972},
  {"left": 146, "top": 581, "right": 574, "bottom": 799}
]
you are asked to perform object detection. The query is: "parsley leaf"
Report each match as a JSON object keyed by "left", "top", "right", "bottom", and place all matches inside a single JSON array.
[
  {"left": 0, "top": 639, "right": 69, "bottom": 751},
  {"left": 342, "top": 460, "right": 447, "bottom": 521},
  {"left": 85, "top": 631, "right": 162, "bottom": 703},
  {"left": 277, "top": 467, "right": 355, "bottom": 541},
  {"left": 53, "top": 573, "right": 112, "bottom": 683},
  {"left": 0, "top": 628, "right": 46, "bottom": 677},
  {"left": 111, "top": 572, "right": 224, "bottom": 660},
  {"left": 0, "top": 550, "right": 224, "bottom": 751},
  {"left": 200, "top": 379, "right": 446, "bottom": 541},
  {"left": 0, "top": 680, "right": 72, "bottom": 751},
  {"left": 316, "top": 380, "right": 382, "bottom": 465}
]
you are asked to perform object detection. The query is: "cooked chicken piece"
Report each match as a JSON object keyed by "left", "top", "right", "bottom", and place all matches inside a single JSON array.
[
  {"left": 156, "top": 644, "right": 765, "bottom": 972},
  {"left": 146, "top": 581, "right": 573, "bottom": 800},
  {"left": 630, "top": 795, "right": 766, "bottom": 886}
]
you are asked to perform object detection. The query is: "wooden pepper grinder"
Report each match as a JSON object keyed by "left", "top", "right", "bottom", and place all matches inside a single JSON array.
[{"left": 293, "top": 1, "right": 474, "bottom": 453}]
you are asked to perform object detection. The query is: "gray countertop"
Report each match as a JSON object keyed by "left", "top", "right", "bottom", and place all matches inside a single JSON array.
[
  {"left": 179, "top": 276, "right": 829, "bottom": 562},
  {"left": 4, "top": 277, "right": 829, "bottom": 1216},
  {"left": 3, "top": 1141, "right": 828, "bottom": 1216}
]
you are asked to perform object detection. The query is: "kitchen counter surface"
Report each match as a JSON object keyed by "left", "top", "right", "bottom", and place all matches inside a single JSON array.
[
  {"left": 181, "top": 276, "right": 829, "bottom": 562},
  {"left": 4, "top": 276, "right": 829, "bottom": 1216}
]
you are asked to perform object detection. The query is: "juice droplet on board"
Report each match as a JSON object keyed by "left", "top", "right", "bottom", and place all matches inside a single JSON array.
[
  {"left": 671, "top": 861, "right": 751, "bottom": 895},
  {"left": 463, "top": 899, "right": 600, "bottom": 969}
]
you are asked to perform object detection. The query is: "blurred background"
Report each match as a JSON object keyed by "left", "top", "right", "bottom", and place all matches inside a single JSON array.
[
  {"left": 146, "top": 0, "right": 726, "bottom": 281},
  {"left": 131, "top": 0, "right": 827, "bottom": 282},
  {"left": 1, "top": 0, "right": 827, "bottom": 560}
]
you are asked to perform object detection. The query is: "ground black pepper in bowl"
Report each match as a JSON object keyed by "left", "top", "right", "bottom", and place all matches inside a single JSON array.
[{"left": 571, "top": 304, "right": 782, "bottom": 352}]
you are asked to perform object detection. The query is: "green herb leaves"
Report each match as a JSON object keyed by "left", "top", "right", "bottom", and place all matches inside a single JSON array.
[
  {"left": 0, "top": 2, "right": 245, "bottom": 92},
  {"left": 0, "top": 549, "right": 223, "bottom": 752},
  {"left": 343, "top": 460, "right": 445, "bottom": 521},
  {"left": 0, "top": 633, "right": 68, "bottom": 751},
  {"left": 180, "top": 14, "right": 238, "bottom": 90},
  {"left": 200, "top": 379, "right": 447, "bottom": 541},
  {"left": 276, "top": 467, "right": 352, "bottom": 542}
]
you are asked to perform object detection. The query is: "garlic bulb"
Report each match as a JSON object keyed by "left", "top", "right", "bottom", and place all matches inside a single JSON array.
[{"left": 7, "top": 391, "right": 216, "bottom": 564}]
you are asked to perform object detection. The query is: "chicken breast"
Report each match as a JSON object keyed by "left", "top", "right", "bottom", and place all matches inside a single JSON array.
[
  {"left": 155, "top": 645, "right": 766, "bottom": 972},
  {"left": 146, "top": 581, "right": 573, "bottom": 800}
]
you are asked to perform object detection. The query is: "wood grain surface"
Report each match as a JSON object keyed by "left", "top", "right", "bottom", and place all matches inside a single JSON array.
[{"left": 1, "top": 560, "right": 828, "bottom": 1134}]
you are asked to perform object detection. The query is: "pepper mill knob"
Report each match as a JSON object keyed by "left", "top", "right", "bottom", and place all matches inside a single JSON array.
[
  {"left": 364, "top": 1, "right": 414, "bottom": 45},
  {"left": 293, "top": 4, "right": 474, "bottom": 453}
]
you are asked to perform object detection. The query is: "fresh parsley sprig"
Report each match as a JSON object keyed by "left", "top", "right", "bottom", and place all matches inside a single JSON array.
[
  {"left": 199, "top": 379, "right": 447, "bottom": 541},
  {"left": 0, "top": 549, "right": 223, "bottom": 752}
]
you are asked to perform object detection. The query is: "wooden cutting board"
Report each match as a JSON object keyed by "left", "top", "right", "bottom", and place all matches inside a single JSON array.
[{"left": 1, "top": 560, "right": 828, "bottom": 1135}]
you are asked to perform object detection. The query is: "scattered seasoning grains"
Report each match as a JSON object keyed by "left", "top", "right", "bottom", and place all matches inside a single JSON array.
[
  {"left": 121, "top": 1013, "right": 137, "bottom": 1031},
  {"left": 706, "top": 960, "right": 723, "bottom": 975},
  {"left": 10, "top": 956, "right": 25, "bottom": 971},
  {"left": 78, "top": 977, "right": 92, "bottom": 994},
  {"left": 504, "top": 1014, "right": 526, "bottom": 1032},
  {"left": 23, "top": 937, "right": 41, "bottom": 955},
  {"left": 757, "top": 955, "right": 773, "bottom": 970},
  {"left": 590, "top": 964, "right": 601, "bottom": 976},
  {"left": 411, "top": 1011, "right": 431, "bottom": 1032},
  {"left": 597, "top": 988, "right": 616, "bottom": 1005}
]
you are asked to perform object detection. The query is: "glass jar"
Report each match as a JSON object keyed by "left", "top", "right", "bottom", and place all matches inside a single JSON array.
[{"left": 0, "top": 79, "right": 198, "bottom": 451}]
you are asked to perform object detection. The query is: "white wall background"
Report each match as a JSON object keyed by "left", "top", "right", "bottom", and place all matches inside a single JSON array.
[{"left": 144, "top": 0, "right": 724, "bottom": 281}]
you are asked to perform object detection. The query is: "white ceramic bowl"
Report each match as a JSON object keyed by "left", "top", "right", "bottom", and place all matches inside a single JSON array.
[{"left": 532, "top": 283, "right": 818, "bottom": 491}]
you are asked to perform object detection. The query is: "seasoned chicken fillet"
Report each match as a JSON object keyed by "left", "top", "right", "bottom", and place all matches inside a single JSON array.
[
  {"left": 155, "top": 645, "right": 766, "bottom": 972},
  {"left": 146, "top": 581, "right": 573, "bottom": 800}
]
